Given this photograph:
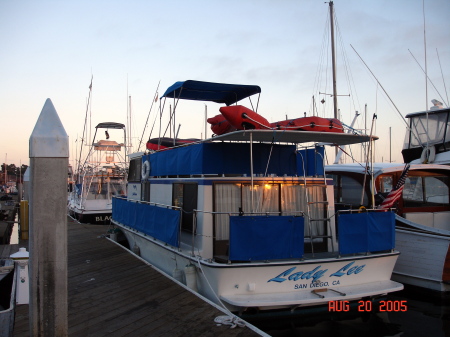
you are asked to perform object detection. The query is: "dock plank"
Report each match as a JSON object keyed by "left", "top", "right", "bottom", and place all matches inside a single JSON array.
[{"left": 12, "top": 219, "right": 263, "bottom": 337}]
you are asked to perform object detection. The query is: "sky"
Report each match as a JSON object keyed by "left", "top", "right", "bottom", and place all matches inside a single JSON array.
[{"left": 1, "top": 0, "right": 449, "bottom": 168}]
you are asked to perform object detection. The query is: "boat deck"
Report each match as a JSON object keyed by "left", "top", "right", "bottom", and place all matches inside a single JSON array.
[{"left": 1, "top": 219, "right": 263, "bottom": 336}]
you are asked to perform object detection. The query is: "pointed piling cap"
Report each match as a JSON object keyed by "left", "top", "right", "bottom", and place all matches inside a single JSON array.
[
  {"left": 23, "top": 167, "right": 30, "bottom": 182},
  {"left": 29, "top": 98, "right": 69, "bottom": 158}
]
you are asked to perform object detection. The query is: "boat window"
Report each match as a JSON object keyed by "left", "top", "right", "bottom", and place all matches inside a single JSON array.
[
  {"left": 407, "top": 113, "right": 448, "bottom": 147},
  {"left": 110, "top": 181, "right": 126, "bottom": 197},
  {"left": 214, "top": 183, "right": 241, "bottom": 241},
  {"left": 330, "top": 174, "right": 368, "bottom": 208},
  {"left": 403, "top": 175, "right": 449, "bottom": 207},
  {"left": 378, "top": 175, "right": 393, "bottom": 193},
  {"left": 213, "top": 183, "right": 326, "bottom": 241},
  {"left": 128, "top": 158, "right": 142, "bottom": 182},
  {"left": 242, "top": 184, "right": 279, "bottom": 213},
  {"left": 281, "top": 184, "right": 326, "bottom": 240},
  {"left": 85, "top": 181, "right": 108, "bottom": 200},
  {"left": 173, "top": 183, "right": 198, "bottom": 233}
]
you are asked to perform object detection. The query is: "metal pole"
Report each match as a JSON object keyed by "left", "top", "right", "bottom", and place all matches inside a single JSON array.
[
  {"left": 329, "top": 1, "right": 338, "bottom": 121},
  {"left": 250, "top": 132, "right": 254, "bottom": 213}
]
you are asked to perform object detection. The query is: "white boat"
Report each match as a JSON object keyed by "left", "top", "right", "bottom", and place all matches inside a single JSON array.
[
  {"left": 402, "top": 102, "right": 450, "bottom": 165},
  {"left": 111, "top": 80, "right": 403, "bottom": 315},
  {"left": 68, "top": 122, "right": 128, "bottom": 224},
  {"left": 325, "top": 162, "right": 450, "bottom": 292},
  {"left": 0, "top": 259, "right": 14, "bottom": 282}
]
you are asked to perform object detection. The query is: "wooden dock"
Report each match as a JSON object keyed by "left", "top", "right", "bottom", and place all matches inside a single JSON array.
[{"left": 4, "top": 218, "right": 265, "bottom": 336}]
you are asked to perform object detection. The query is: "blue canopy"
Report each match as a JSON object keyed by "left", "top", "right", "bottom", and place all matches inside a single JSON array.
[{"left": 161, "top": 80, "right": 261, "bottom": 106}]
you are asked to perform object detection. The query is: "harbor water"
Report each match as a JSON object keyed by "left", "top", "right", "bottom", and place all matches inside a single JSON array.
[{"left": 252, "top": 286, "right": 449, "bottom": 337}]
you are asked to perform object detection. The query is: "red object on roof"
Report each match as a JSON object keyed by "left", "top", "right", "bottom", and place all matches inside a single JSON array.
[
  {"left": 219, "top": 105, "right": 271, "bottom": 130},
  {"left": 271, "top": 116, "right": 344, "bottom": 133},
  {"left": 207, "top": 114, "right": 237, "bottom": 135}
]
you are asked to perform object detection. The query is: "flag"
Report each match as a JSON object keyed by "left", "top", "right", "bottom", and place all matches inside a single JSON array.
[{"left": 378, "top": 164, "right": 410, "bottom": 209}]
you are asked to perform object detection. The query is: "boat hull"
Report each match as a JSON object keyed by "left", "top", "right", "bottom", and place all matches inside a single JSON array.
[
  {"left": 68, "top": 208, "right": 112, "bottom": 225},
  {"left": 392, "top": 228, "right": 450, "bottom": 292},
  {"left": 116, "top": 221, "right": 402, "bottom": 312}
]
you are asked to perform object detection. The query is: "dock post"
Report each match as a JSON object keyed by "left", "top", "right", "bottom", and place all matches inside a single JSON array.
[{"left": 29, "top": 98, "right": 69, "bottom": 336}]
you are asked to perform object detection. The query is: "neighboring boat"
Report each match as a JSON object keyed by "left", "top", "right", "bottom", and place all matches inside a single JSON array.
[
  {"left": 402, "top": 101, "right": 450, "bottom": 165},
  {"left": 0, "top": 259, "right": 15, "bottom": 336},
  {"left": 0, "top": 259, "right": 13, "bottom": 282},
  {"left": 325, "top": 162, "right": 450, "bottom": 292},
  {"left": 146, "top": 137, "right": 201, "bottom": 151},
  {"left": 111, "top": 80, "right": 403, "bottom": 315},
  {"left": 68, "top": 122, "right": 128, "bottom": 224}
]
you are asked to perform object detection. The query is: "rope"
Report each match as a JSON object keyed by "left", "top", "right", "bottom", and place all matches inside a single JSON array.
[
  {"left": 214, "top": 315, "right": 246, "bottom": 328},
  {"left": 195, "top": 257, "right": 247, "bottom": 329}
]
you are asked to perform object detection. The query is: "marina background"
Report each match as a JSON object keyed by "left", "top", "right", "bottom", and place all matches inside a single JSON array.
[{"left": 1, "top": 0, "right": 449, "bottom": 166}]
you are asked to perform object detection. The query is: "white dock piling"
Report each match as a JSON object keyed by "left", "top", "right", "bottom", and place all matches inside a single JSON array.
[{"left": 29, "top": 98, "right": 69, "bottom": 336}]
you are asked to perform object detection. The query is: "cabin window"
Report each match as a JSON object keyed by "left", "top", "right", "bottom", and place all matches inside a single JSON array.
[
  {"left": 330, "top": 174, "right": 368, "bottom": 208},
  {"left": 128, "top": 158, "right": 142, "bottom": 182},
  {"left": 213, "top": 183, "right": 326, "bottom": 241},
  {"left": 281, "top": 184, "right": 326, "bottom": 240},
  {"left": 110, "top": 180, "right": 126, "bottom": 197},
  {"left": 403, "top": 175, "right": 449, "bottom": 207},
  {"left": 85, "top": 180, "right": 108, "bottom": 200},
  {"left": 173, "top": 183, "right": 198, "bottom": 233},
  {"left": 378, "top": 175, "right": 393, "bottom": 193},
  {"left": 214, "top": 183, "right": 241, "bottom": 241},
  {"left": 406, "top": 113, "right": 449, "bottom": 147},
  {"left": 242, "top": 184, "right": 279, "bottom": 213}
]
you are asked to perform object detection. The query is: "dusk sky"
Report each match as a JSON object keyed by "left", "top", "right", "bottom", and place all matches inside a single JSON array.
[{"left": 1, "top": 0, "right": 449, "bottom": 167}]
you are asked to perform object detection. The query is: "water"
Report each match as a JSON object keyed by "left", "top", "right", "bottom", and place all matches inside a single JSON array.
[
  {"left": 250, "top": 287, "right": 449, "bottom": 337},
  {"left": 10, "top": 214, "right": 19, "bottom": 245}
]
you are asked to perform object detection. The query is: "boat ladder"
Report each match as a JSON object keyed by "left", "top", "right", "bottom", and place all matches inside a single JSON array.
[{"left": 305, "top": 185, "right": 335, "bottom": 256}]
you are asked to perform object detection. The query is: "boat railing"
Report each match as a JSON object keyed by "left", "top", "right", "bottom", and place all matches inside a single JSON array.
[
  {"left": 112, "top": 197, "right": 184, "bottom": 248},
  {"left": 337, "top": 208, "right": 397, "bottom": 213}
]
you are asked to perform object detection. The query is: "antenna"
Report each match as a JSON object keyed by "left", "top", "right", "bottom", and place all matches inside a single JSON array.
[
  {"left": 408, "top": 49, "right": 448, "bottom": 107},
  {"left": 436, "top": 49, "right": 449, "bottom": 107}
]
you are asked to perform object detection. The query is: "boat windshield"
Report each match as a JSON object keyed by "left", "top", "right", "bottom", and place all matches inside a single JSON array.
[
  {"left": 403, "top": 111, "right": 450, "bottom": 149},
  {"left": 403, "top": 175, "right": 450, "bottom": 207},
  {"left": 85, "top": 180, "right": 126, "bottom": 200}
]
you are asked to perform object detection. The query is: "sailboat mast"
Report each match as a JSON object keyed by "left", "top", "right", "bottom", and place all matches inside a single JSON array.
[{"left": 329, "top": 1, "right": 338, "bottom": 120}]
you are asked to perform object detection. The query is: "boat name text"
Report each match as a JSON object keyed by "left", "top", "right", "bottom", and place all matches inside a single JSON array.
[{"left": 268, "top": 262, "right": 365, "bottom": 283}]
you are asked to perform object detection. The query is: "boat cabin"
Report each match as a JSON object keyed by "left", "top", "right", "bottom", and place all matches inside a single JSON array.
[
  {"left": 402, "top": 107, "right": 450, "bottom": 164},
  {"left": 123, "top": 138, "right": 333, "bottom": 261},
  {"left": 326, "top": 163, "right": 450, "bottom": 231}
]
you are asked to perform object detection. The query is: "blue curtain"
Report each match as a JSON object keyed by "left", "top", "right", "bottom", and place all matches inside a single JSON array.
[
  {"left": 338, "top": 212, "right": 395, "bottom": 254},
  {"left": 229, "top": 216, "right": 304, "bottom": 261}
]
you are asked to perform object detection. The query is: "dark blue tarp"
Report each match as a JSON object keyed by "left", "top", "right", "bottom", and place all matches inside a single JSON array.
[
  {"left": 112, "top": 197, "right": 180, "bottom": 247},
  {"left": 161, "top": 80, "right": 261, "bottom": 106},
  {"left": 337, "top": 212, "right": 395, "bottom": 254},
  {"left": 143, "top": 143, "right": 297, "bottom": 177},
  {"left": 229, "top": 216, "right": 304, "bottom": 261},
  {"left": 297, "top": 146, "right": 325, "bottom": 176}
]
